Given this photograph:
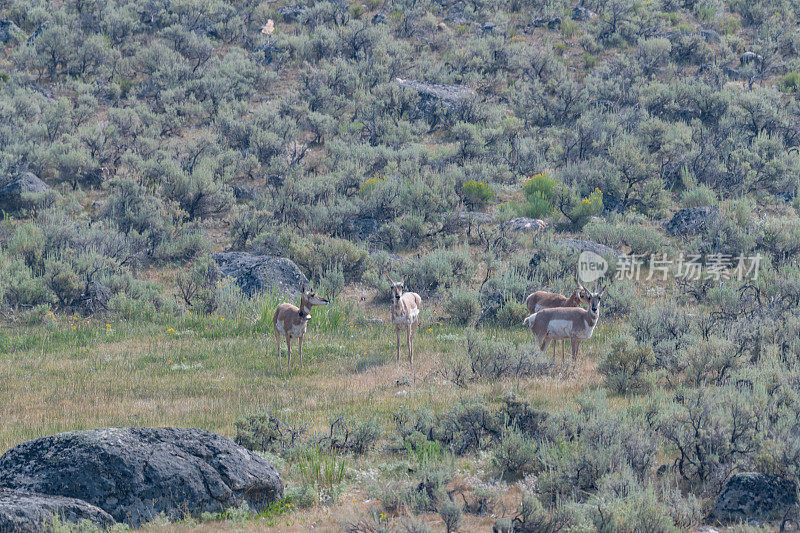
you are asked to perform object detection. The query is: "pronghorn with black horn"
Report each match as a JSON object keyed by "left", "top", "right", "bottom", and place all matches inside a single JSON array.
[
  {"left": 524, "top": 272, "right": 592, "bottom": 358},
  {"left": 273, "top": 284, "right": 329, "bottom": 369},
  {"left": 386, "top": 274, "right": 421, "bottom": 364},
  {"left": 523, "top": 284, "right": 605, "bottom": 362}
]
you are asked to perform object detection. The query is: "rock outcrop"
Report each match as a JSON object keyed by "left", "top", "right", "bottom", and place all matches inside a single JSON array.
[
  {"left": 213, "top": 251, "right": 309, "bottom": 297},
  {"left": 664, "top": 206, "right": 718, "bottom": 236},
  {"left": 0, "top": 488, "right": 115, "bottom": 532},
  {"left": 709, "top": 473, "right": 798, "bottom": 525},
  {"left": 0, "top": 427, "right": 283, "bottom": 527}
]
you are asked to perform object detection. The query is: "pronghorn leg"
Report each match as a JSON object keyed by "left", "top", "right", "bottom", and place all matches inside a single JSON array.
[
  {"left": 275, "top": 329, "right": 282, "bottom": 370},
  {"left": 407, "top": 326, "right": 413, "bottom": 365},
  {"left": 298, "top": 335, "right": 303, "bottom": 368},
  {"left": 572, "top": 339, "right": 582, "bottom": 361},
  {"left": 285, "top": 335, "right": 292, "bottom": 369},
  {"left": 396, "top": 328, "right": 401, "bottom": 363}
]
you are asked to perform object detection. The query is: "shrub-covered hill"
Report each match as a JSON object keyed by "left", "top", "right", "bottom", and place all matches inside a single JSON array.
[
  {"left": 4, "top": 0, "right": 800, "bottom": 530},
  {"left": 1, "top": 0, "right": 800, "bottom": 314}
]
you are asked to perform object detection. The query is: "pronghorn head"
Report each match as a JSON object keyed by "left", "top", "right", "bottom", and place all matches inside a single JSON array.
[
  {"left": 574, "top": 272, "right": 592, "bottom": 304},
  {"left": 386, "top": 274, "right": 404, "bottom": 301},
  {"left": 300, "top": 284, "right": 329, "bottom": 309},
  {"left": 588, "top": 286, "right": 605, "bottom": 314}
]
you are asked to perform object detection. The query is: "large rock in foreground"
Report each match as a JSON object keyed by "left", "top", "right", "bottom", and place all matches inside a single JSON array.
[
  {"left": 0, "top": 488, "right": 115, "bottom": 532},
  {"left": 213, "top": 251, "right": 309, "bottom": 297},
  {"left": 709, "top": 472, "right": 797, "bottom": 525},
  {"left": 0, "top": 427, "right": 283, "bottom": 527}
]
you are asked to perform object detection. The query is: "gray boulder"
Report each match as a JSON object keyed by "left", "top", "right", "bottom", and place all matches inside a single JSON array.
[
  {"left": 740, "top": 51, "right": 763, "bottom": 64},
  {"left": 557, "top": 238, "right": 620, "bottom": 257},
  {"left": 0, "top": 19, "right": 23, "bottom": 44},
  {"left": 395, "top": 78, "right": 475, "bottom": 124},
  {"left": 665, "top": 206, "right": 718, "bottom": 236},
  {"left": 503, "top": 217, "right": 547, "bottom": 233},
  {"left": 0, "top": 488, "right": 115, "bottom": 532},
  {"left": 0, "top": 172, "right": 52, "bottom": 212},
  {"left": 279, "top": 5, "right": 306, "bottom": 22},
  {"left": 213, "top": 251, "right": 309, "bottom": 297},
  {"left": 710, "top": 473, "right": 798, "bottom": 525},
  {"left": 572, "top": 6, "right": 596, "bottom": 21},
  {"left": 0, "top": 427, "right": 283, "bottom": 527}
]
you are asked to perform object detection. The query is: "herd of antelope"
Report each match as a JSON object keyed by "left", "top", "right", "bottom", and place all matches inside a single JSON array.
[{"left": 272, "top": 269, "right": 604, "bottom": 370}]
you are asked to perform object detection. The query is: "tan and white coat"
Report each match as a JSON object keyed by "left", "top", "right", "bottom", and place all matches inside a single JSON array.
[
  {"left": 387, "top": 275, "right": 421, "bottom": 364},
  {"left": 523, "top": 288, "right": 604, "bottom": 361},
  {"left": 273, "top": 287, "right": 328, "bottom": 369}
]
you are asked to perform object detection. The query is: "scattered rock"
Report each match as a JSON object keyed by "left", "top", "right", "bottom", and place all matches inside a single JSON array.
[
  {"left": 724, "top": 66, "right": 744, "bottom": 79},
  {"left": 396, "top": 389, "right": 408, "bottom": 397},
  {"left": 444, "top": 2, "right": 469, "bottom": 24},
  {"left": 532, "top": 17, "right": 561, "bottom": 29},
  {"left": 740, "top": 51, "right": 763, "bottom": 64},
  {"left": 350, "top": 217, "right": 382, "bottom": 239},
  {"left": 359, "top": 317, "right": 385, "bottom": 326},
  {"left": 440, "top": 211, "right": 495, "bottom": 232},
  {"left": 232, "top": 184, "right": 258, "bottom": 201},
  {"left": 279, "top": 5, "right": 306, "bottom": 22},
  {"left": 709, "top": 473, "right": 798, "bottom": 525},
  {"left": 0, "top": 427, "right": 283, "bottom": 527},
  {"left": 696, "top": 527, "right": 721, "bottom": 533},
  {"left": 557, "top": 238, "right": 620, "bottom": 257},
  {"left": 395, "top": 78, "right": 475, "bottom": 124},
  {"left": 503, "top": 217, "right": 547, "bottom": 233},
  {"left": 372, "top": 12, "right": 387, "bottom": 24},
  {"left": 437, "top": 21, "right": 448, "bottom": 31},
  {"left": 572, "top": 6, "right": 595, "bottom": 21},
  {"left": 664, "top": 206, "right": 718, "bottom": 236},
  {"left": 82, "top": 281, "right": 110, "bottom": 316},
  {"left": 0, "top": 488, "right": 115, "bottom": 532},
  {"left": 213, "top": 252, "right": 309, "bottom": 297},
  {"left": 0, "top": 19, "right": 23, "bottom": 44},
  {"left": 699, "top": 29, "right": 720, "bottom": 42},
  {"left": 25, "top": 21, "right": 49, "bottom": 45},
  {"left": 482, "top": 21, "right": 496, "bottom": 33},
  {"left": 0, "top": 172, "right": 53, "bottom": 212}
]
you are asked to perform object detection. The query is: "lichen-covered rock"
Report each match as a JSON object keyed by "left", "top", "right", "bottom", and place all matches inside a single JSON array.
[
  {"left": 0, "top": 19, "right": 23, "bottom": 44},
  {"left": 213, "top": 251, "right": 309, "bottom": 297},
  {"left": 395, "top": 78, "right": 475, "bottom": 124},
  {"left": 0, "top": 427, "right": 283, "bottom": 527},
  {"left": 503, "top": 217, "right": 547, "bottom": 233},
  {"left": 665, "top": 206, "right": 718, "bottom": 236},
  {"left": 710, "top": 473, "right": 798, "bottom": 525},
  {"left": 0, "top": 488, "right": 115, "bottom": 532},
  {"left": 0, "top": 172, "right": 52, "bottom": 212}
]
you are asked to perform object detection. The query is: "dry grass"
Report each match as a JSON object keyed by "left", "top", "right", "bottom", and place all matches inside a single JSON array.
[{"left": 0, "top": 301, "right": 613, "bottom": 530}]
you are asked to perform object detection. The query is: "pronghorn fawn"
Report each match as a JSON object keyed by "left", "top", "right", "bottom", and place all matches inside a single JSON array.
[
  {"left": 525, "top": 274, "right": 591, "bottom": 359},
  {"left": 273, "top": 285, "right": 329, "bottom": 369},
  {"left": 524, "top": 285, "right": 605, "bottom": 362},
  {"left": 386, "top": 274, "right": 421, "bottom": 364}
]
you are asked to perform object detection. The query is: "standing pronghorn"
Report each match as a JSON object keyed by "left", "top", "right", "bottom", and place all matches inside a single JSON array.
[
  {"left": 386, "top": 274, "right": 421, "bottom": 364},
  {"left": 523, "top": 285, "right": 605, "bottom": 362},
  {"left": 273, "top": 285, "right": 329, "bottom": 369},
  {"left": 525, "top": 274, "right": 592, "bottom": 359}
]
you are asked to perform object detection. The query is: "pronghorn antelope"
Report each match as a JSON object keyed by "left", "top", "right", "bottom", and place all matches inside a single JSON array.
[
  {"left": 273, "top": 285, "right": 329, "bottom": 369},
  {"left": 386, "top": 274, "right": 421, "bottom": 364},
  {"left": 523, "top": 285, "right": 605, "bottom": 362},
  {"left": 525, "top": 274, "right": 591, "bottom": 358}
]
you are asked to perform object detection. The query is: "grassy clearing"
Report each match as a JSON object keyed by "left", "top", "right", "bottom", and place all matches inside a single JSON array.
[{"left": 0, "top": 295, "right": 616, "bottom": 530}]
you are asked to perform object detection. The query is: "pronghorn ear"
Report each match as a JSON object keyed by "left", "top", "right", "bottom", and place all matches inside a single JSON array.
[{"left": 385, "top": 273, "right": 394, "bottom": 284}]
